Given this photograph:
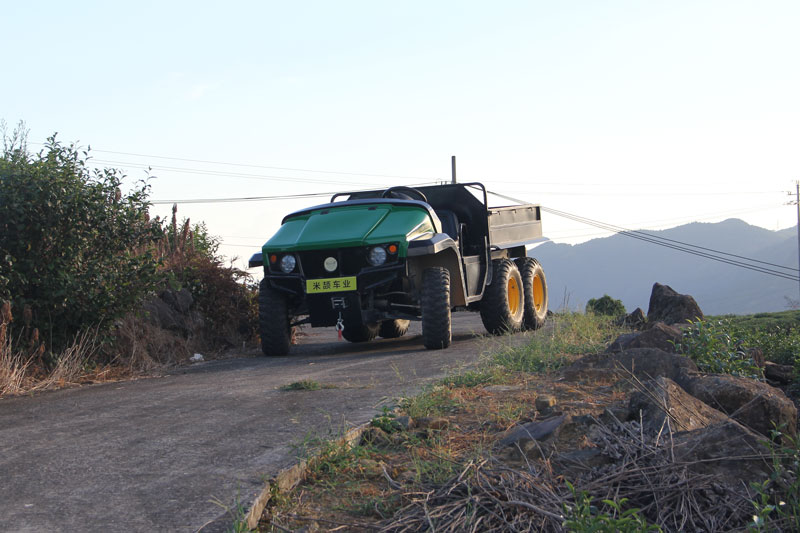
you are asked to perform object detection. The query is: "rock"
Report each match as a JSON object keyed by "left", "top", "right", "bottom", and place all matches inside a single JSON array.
[
  {"left": 564, "top": 348, "right": 698, "bottom": 383},
  {"left": 142, "top": 291, "right": 202, "bottom": 337},
  {"left": 679, "top": 373, "right": 797, "bottom": 437},
  {"left": 535, "top": 395, "right": 557, "bottom": 413},
  {"left": 622, "top": 307, "right": 647, "bottom": 329},
  {"left": 625, "top": 322, "right": 683, "bottom": 353},
  {"left": 628, "top": 377, "right": 729, "bottom": 433},
  {"left": 159, "top": 288, "right": 194, "bottom": 313},
  {"left": 190, "top": 353, "right": 204, "bottom": 362},
  {"left": 646, "top": 283, "right": 704, "bottom": 326},
  {"left": 414, "top": 417, "right": 449, "bottom": 431},
  {"left": 764, "top": 361, "right": 794, "bottom": 385},
  {"left": 497, "top": 415, "right": 567, "bottom": 448},
  {"left": 672, "top": 421, "right": 771, "bottom": 487},
  {"left": 605, "top": 332, "right": 639, "bottom": 353},
  {"left": 394, "top": 416, "right": 413, "bottom": 431}
]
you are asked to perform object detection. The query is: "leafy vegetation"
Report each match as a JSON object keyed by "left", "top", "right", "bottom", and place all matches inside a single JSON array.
[
  {"left": 0, "top": 124, "right": 257, "bottom": 394},
  {"left": 563, "top": 481, "right": 662, "bottom": 532},
  {"left": 586, "top": 294, "right": 627, "bottom": 317},
  {"left": 1, "top": 125, "right": 161, "bottom": 353},
  {"left": 674, "top": 319, "right": 764, "bottom": 379},
  {"left": 749, "top": 427, "right": 800, "bottom": 532}
]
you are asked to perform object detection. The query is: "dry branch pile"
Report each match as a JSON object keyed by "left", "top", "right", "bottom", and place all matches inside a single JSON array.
[{"left": 380, "top": 417, "right": 761, "bottom": 532}]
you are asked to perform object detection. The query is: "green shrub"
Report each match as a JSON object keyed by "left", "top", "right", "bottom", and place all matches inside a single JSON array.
[
  {"left": 675, "top": 319, "right": 763, "bottom": 379},
  {"left": 0, "top": 125, "right": 161, "bottom": 352},
  {"left": 586, "top": 295, "right": 626, "bottom": 317}
]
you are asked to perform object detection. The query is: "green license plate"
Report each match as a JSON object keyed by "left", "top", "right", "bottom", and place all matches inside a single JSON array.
[{"left": 306, "top": 277, "right": 357, "bottom": 294}]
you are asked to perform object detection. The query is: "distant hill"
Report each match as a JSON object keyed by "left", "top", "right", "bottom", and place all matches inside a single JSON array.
[{"left": 529, "top": 219, "right": 798, "bottom": 315}]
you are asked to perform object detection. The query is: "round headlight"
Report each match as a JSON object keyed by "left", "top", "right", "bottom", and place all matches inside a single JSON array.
[
  {"left": 279, "top": 254, "right": 297, "bottom": 273},
  {"left": 367, "top": 246, "right": 387, "bottom": 266},
  {"left": 323, "top": 256, "right": 338, "bottom": 272}
]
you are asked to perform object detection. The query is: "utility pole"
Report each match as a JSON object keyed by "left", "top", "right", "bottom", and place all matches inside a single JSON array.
[
  {"left": 451, "top": 156, "right": 457, "bottom": 184},
  {"left": 791, "top": 181, "right": 800, "bottom": 302},
  {"left": 796, "top": 180, "right": 800, "bottom": 302}
]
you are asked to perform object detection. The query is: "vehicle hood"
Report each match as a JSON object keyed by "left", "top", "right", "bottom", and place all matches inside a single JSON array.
[{"left": 263, "top": 203, "right": 435, "bottom": 254}]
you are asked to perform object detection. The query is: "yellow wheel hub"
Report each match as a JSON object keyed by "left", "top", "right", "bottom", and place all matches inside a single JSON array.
[
  {"left": 533, "top": 273, "right": 544, "bottom": 313},
  {"left": 507, "top": 276, "right": 521, "bottom": 316}
]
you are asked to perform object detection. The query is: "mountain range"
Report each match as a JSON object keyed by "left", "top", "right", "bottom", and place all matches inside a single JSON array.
[{"left": 528, "top": 219, "right": 798, "bottom": 315}]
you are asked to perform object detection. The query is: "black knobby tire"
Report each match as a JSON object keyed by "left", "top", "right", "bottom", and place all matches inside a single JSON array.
[
  {"left": 379, "top": 319, "right": 410, "bottom": 339},
  {"left": 421, "top": 267, "right": 451, "bottom": 349},
  {"left": 515, "top": 257, "right": 548, "bottom": 330},
  {"left": 480, "top": 258, "right": 525, "bottom": 335},
  {"left": 259, "top": 279, "right": 291, "bottom": 356},
  {"left": 342, "top": 323, "right": 379, "bottom": 343}
]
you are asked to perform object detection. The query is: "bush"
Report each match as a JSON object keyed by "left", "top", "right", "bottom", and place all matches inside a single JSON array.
[
  {"left": 675, "top": 319, "right": 764, "bottom": 379},
  {"left": 586, "top": 295, "right": 626, "bottom": 317},
  {"left": 0, "top": 125, "right": 161, "bottom": 352}
]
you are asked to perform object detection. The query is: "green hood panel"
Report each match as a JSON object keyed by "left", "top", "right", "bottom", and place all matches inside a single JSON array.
[{"left": 265, "top": 204, "right": 434, "bottom": 254}]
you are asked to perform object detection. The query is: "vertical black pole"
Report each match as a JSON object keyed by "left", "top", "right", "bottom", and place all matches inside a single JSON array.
[{"left": 451, "top": 156, "right": 457, "bottom": 184}]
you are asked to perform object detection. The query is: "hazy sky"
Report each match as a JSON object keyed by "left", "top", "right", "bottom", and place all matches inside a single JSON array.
[{"left": 3, "top": 1, "right": 799, "bottom": 269}]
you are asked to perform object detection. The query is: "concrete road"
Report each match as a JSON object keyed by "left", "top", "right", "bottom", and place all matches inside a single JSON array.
[{"left": 0, "top": 313, "right": 520, "bottom": 532}]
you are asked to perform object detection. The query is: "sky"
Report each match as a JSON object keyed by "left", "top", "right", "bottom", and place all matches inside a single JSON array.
[{"left": 2, "top": 1, "right": 799, "bottom": 271}]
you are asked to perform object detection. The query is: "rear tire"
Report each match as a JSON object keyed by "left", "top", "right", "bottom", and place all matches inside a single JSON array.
[
  {"left": 259, "top": 279, "right": 291, "bottom": 356},
  {"left": 342, "top": 322, "right": 379, "bottom": 343},
  {"left": 379, "top": 319, "right": 410, "bottom": 339},
  {"left": 421, "top": 267, "right": 451, "bottom": 349},
  {"left": 516, "top": 257, "right": 548, "bottom": 330},
  {"left": 480, "top": 259, "right": 524, "bottom": 334}
]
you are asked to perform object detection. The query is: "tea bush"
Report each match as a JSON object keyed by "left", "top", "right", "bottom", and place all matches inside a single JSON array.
[{"left": 0, "top": 126, "right": 161, "bottom": 352}]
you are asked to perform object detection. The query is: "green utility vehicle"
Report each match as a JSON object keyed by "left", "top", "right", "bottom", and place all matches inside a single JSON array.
[{"left": 250, "top": 183, "right": 548, "bottom": 355}]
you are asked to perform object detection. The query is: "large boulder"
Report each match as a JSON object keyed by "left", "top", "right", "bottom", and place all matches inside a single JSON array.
[
  {"left": 564, "top": 348, "right": 698, "bottom": 383},
  {"left": 646, "top": 283, "right": 704, "bottom": 326},
  {"left": 678, "top": 373, "right": 797, "bottom": 437},
  {"left": 628, "top": 376, "right": 729, "bottom": 433}
]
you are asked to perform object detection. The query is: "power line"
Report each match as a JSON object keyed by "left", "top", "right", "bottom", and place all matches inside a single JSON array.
[
  {"left": 75, "top": 146, "right": 435, "bottom": 181},
  {"left": 488, "top": 190, "right": 798, "bottom": 281}
]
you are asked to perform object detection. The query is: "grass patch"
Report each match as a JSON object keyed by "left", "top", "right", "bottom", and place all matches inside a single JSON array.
[
  {"left": 492, "top": 312, "right": 624, "bottom": 373},
  {"left": 400, "top": 385, "right": 462, "bottom": 419},
  {"left": 279, "top": 379, "right": 335, "bottom": 391}
]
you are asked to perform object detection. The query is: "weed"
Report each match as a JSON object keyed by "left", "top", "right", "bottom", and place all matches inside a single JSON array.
[
  {"left": 371, "top": 405, "right": 402, "bottom": 433},
  {"left": 747, "top": 427, "right": 800, "bottom": 531},
  {"left": 209, "top": 493, "right": 250, "bottom": 533},
  {"left": 400, "top": 386, "right": 461, "bottom": 419},
  {"left": 491, "top": 313, "right": 622, "bottom": 374},
  {"left": 563, "top": 481, "right": 662, "bottom": 532},
  {"left": 440, "top": 367, "right": 504, "bottom": 388},
  {"left": 279, "top": 380, "right": 334, "bottom": 391}
]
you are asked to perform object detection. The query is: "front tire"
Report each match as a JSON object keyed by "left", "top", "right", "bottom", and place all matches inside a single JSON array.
[
  {"left": 516, "top": 257, "right": 548, "bottom": 330},
  {"left": 379, "top": 319, "right": 410, "bottom": 339},
  {"left": 342, "top": 322, "right": 379, "bottom": 343},
  {"left": 259, "top": 279, "right": 291, "bottom": 356},
  {"left": 480, "top": 259, "right": 525, "bottom": 334},
  {"left": 421, "top": 267, "right": 451, "bottom": 349}
]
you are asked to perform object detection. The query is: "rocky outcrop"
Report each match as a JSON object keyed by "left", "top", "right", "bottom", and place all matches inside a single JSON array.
[
  {"left": 564, "top": 348, "right": 698, "bottom": 383},
  {"left": 647, "top": 283, "right": 704, "bottom": 326},
  {"left": 678, "top": 372, "right": 797, "bottom": 437},
  {"left": 607, "top": 322, "right": 683, "bottom": 353},
  {"left": 628, "top": 376, "right": 729, "bottom": 433}
]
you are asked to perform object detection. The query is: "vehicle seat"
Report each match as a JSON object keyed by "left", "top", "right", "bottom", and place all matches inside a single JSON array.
[{"left": 435, "top": 210, "right": 460, "bottom": 241}]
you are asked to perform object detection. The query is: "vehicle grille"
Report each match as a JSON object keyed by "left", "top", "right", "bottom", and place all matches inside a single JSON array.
[{"left": 297, "top": 248, "right": 366, "bottom": 278}]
